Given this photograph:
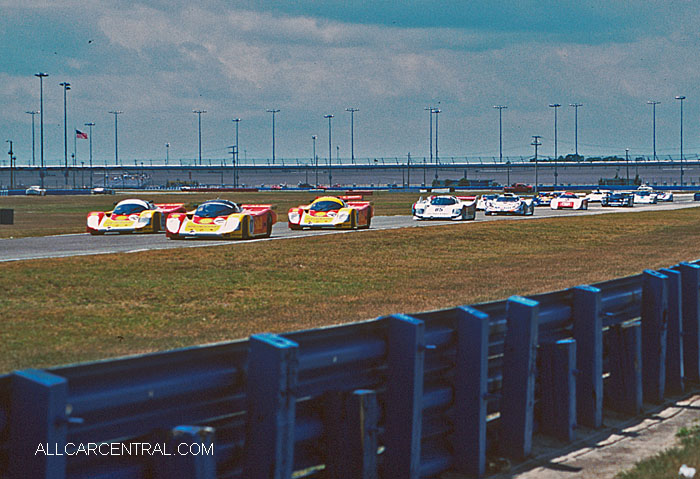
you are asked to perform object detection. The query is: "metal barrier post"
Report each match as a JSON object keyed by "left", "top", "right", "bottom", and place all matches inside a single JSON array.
[
  {"left": 322, "top": 389, "right": 379, "bottom": 479},
  {"left": 9, "top": 369, "right": 68, "bottom": 479},
  {"left": 642, "top": 270, "right": 668, "bottom": 403},
  {"left": 385, "top": 314, "right": 425, "bottom": 479},
  {"left": 154, "top": 426, "right": 216, "bottom": 479},
  {"left": 500, "top": 296, "right": 539, "bottom": 459},
  {"left": 244, "top": 334, "right": 299, "bottom": 479},
  {"left": 660, "top": 268, "right": 684, "bottom": 394},
  {"left": 605, "top": 324, "right": 643, "bottom": 415},
  {"left": 680, "top": 262, "right": 700, "bottom": 381},
  {"left": 573, "top": 285, "right": 603, "bottom": 428},
  {"left": 453, "top": 306, "right": 489, "bottom": 477},
  {"left": 539, "top": 339, "right": 577, "bottom": 442}
]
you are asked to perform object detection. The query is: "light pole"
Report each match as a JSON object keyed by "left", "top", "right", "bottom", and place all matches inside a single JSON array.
[
  {"left": 6, "top": 140, "right": 13, "bottom": 189},
  {"left": 35, "top": 72, "right": 48, "bottom": 188},
  {"left": 494, "top": 105, "right": 507, "bottom": 183},
  {"left": 312, "top": 135, "right": 318, "bottom": 187},
  {"left": 549, "top": 103, "right": 560, "bottom": 185},
  {"left": 108, "top": 110, "right": 122, "bottom": 165},
  {"left": 232, "top": 117, "right": 241, "bottom": 163},
  {"left": 569, "top": 103, "right": 583, "bottom": 157},
  {"left": 675, "top": 95, "right": 685, "bottom": 185},
  {"left": 267, "top": 109, "right": 280, "bottom": 164},
  {"left": 625, "top": 148, "right": 630, "bottom": 185},
  {"left": 85, "top": 122, "right": 95, "bottom": 188},
  {"left": 433, "top": 108, "right": 441, "bottom": 164},
  {"left": 59, "top": 81, "right": 71, "bottom": 185},
  {"left": 26, "top": 110, "right": 39, "bottom": 166},
  {"left": 346, "top": 107, "right": 359, "bottom": 163},
  {"left": 193, "top": 109, "right": 206, "bottom": 166},
  {"left": 165, "top": 142, "right": 169, "bottom": 165},
  {"left": 647, "top": 100, "right": 660, "bottom": 161},
  {"left": 531, "top": 135, "right": 541, "bottom": 193},
  {"left": 424, "top": 107, "right": 434, "bottom": 164},
  {"left": 325, "top": 114, "right": 334, "bottom": 186}
]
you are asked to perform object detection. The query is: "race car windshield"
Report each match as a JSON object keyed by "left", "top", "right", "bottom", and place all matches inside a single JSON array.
[
  {"left": 310, "top": 200, "right": 344, "bottom": 212},
  {"left": 196, "top": 203, "right": 239, "bottom": 217},
  {"left": 430, "top": 197, "right": 456, "bottom": 205},
  {"left": 496, "top": 197, "right": 517, "bottom": 202},
  {"left": 113, "top": 203, "right": 148, "bottom": 215},
  {"left": 560, "top": 194, "right": 576, "bottom": 198}
]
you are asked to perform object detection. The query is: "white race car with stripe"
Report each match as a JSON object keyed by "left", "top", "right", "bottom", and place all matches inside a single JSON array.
[
  {"left": 550, "top": 192, "right": 588, "bottom": 210},
  {"left": 412, "top": 195, "right": 477, "bottom": 220},
  {"left": 484, "top": 194, "right": 534, "bottom": 216}
]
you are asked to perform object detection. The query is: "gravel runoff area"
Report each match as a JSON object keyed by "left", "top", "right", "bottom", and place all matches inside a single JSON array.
[{"left": 481, "top": 392, "right": 700, "bottom": 479}]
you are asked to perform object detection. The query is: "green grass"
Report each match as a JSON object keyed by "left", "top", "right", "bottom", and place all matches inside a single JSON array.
[
  {"left": 1, "top": 207, "right": 700, "bottom": 372},
  {"left": 616, "top": 423, "right": 700, "bottom": 479}
]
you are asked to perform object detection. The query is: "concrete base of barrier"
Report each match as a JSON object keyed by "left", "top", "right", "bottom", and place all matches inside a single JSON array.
[{"left": 0, "top": 209, "right": 13, "bottom": 224}]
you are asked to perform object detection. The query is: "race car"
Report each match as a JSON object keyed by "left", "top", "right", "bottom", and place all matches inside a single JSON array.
[
  {"left": 633, "top": 190, "right": 658, "bottom": 204},
  {"left": 476, "top": 194, "right": 498, "bottom": 210},
  {"left": 601, "top": 192, "right": 634, "bottom": 207},
  {"left": 533, "top": 191, "right": 563, "bottom": 207},
  {"left": 87, "top": 199, "right": 186, "bottom": 235},
  {"left": 584, "top": 189, "right": 611, "bottom": 203},
  {"left": 288, "top": 195, "right": 373, "bottom": 230},
  {"left": 165, "top": 199, "right": 276, "bottom": 240},
  {"left": 655, "top": 191, "right": 673, "bottom": 202},
  {"left": 550, "top": 192, "right": 588, "bottom": 210},
  {"left": 412, "top": 195, "right": 477, "bottom": 221},
  {"left": 484, "top": 193, "right": 534, "bottom": 216}
]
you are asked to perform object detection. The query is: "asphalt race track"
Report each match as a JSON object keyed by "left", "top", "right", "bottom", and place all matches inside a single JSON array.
[{"left": 1, "top": 196, "right": 699, "bottom": 262}]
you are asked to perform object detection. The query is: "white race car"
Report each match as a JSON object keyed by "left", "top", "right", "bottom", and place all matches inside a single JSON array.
[
  {"left": 550, "top": 192, "right": 588, "bottom": 210},
  {"left": 412, "top": 195, "right": 477, "bottom": 221},
  {"left": 484, "top": 194, "right": 534, "bottom": 216},
  {"left": 584, "top": 189, "right": 611, "bottom": 203},
  {"left": 633, "top": 190, "right": 658, "bottom": 204},
  {"left": 476, "top": 194, "right": 498, "bottom": 211},
  {"left": 655, "top": 191, "right": 673, "bottom": 202}
]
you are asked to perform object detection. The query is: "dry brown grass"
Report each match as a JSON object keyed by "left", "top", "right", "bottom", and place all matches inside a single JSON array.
[{"left": 1, "top": 207, "right": 699, "bottom": 372}]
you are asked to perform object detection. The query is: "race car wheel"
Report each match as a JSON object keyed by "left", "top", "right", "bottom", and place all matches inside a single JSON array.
[
  {"left": 461, "top": 207, "right": 467, "bottom": 220},
  {"left": 485, "top": 211, "right": 491, "bottom": 216},
  {"left": 289, "top": 223, "right": 302, "bottom": 231},
  {"left": 152, "top": 213, "right": 160, "bottom": 233},
  {"left": 350, "top": 211, "right": 357, "bottom": 230},
  {"left": 265, "top": 214, "right": 273, "bottom": 238},
  {"left": 241, "top": 216, "right": 250, "bottom": 240},
  {"left": 364, "top": 214, "right": 372, "bottom": 229}
]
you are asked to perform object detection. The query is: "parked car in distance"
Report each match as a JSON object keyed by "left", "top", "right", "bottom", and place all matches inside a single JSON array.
[
  {"left": 25, "top": 185, "right": 46, "bottom": 196},
  {"left": 601, "top": 192, "right": 634, "bottom": 207},
  {"left": 504, "top": 183, "right": 534, "bottom": 193},
  {"left": 91, "top": 187, "right": 115, "bottom": 195}
]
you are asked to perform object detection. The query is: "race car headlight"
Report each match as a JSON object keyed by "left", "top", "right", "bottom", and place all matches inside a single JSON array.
[
  {"left": 136, "top": 215, "right": 151, "bottom": 225},
  {"left": 166, "top": 215, "right": 182, "bottom": 232},
  {"left": 288, "top": 211, "right": 300, "bottom": 223},
  {"left": 229, "top": 217, "right": 241, "bottom": 230},
  {"left": 87, "top": 215, "right": 100, "bottom": 228},
  {"left": 336, "top": 211, "right": 349, "bottom": 222},
  {"left": 415, "top": 208, "right": 424, "bottom": 215},
  {"left": 453, "top": 208, "right": 462, "bottom": 215}
]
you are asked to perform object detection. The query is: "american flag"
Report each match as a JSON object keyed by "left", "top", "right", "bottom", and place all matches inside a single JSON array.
[{"left": 76, "top": 129, "right": 88, "bottom": 139}]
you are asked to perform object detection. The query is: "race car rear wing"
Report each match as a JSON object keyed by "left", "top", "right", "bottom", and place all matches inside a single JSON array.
[
  {"left": 154, "top": 203, "right": 186, "bottom": 214},
  {"left": 241, "top": 204, "right": 275, "bottom": 213},
  {"left": 456, "top": 196, "right": 477, "bottom": 202}
]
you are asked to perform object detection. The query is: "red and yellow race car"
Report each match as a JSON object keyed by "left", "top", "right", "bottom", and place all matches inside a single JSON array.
[
  {"left": 165, "top": 199, "right": 276, "bottom": 240},
  {"left": 86, "top": 199, "right": 186, "bottom": 235},
  {"left": 288, "top": 195, "right": 373, "bottom": 230}
]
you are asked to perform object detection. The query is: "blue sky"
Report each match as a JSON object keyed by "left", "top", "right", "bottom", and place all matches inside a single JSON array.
[{"left": 1, "top": 1, "right": 699, "bottom": 165}]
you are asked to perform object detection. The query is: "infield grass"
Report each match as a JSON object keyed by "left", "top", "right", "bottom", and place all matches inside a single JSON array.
[
  {"left": 2, "top": 207, "right": 700, "bottom": 372},
  {"left": 0, "top": 191, "right": 430, "bottom": 238}
]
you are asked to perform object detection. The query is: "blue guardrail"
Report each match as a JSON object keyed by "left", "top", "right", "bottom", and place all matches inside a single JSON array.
[{"left": 1, "top": 260, "right": 700, "bottom": 478}]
